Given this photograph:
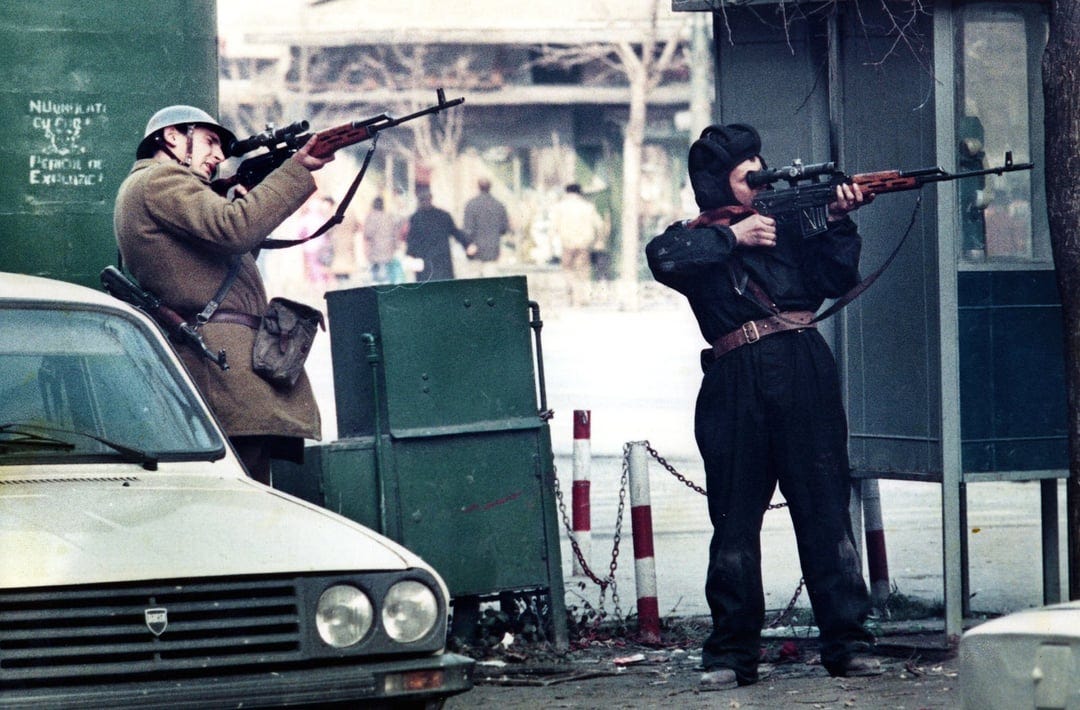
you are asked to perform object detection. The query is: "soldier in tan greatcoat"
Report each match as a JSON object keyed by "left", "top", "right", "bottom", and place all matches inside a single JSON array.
[{"left": 113, "top": 105, "right": 333, "bottom": 484}]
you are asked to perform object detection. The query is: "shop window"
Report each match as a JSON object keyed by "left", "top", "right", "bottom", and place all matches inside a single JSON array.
[{"left": 955, "top": 4, "right": 1048, "bottom": 264}]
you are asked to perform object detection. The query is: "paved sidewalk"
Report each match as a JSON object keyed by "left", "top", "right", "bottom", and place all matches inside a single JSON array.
[{"left": 446, "top": 617, "right": 961, "bottom": 709}]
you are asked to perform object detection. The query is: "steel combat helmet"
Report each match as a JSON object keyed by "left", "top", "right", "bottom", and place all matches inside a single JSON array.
[{"left": 136, "top": 105, "right": 237, "bottom": 159}]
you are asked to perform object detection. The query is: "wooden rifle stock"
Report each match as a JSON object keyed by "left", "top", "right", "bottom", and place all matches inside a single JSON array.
[
  {"left": 850, "top": 152, "right": 1034, "bottom": 198},
  {"left": 306, "top": 122, "right": 377, "bottom": 159},
  {"left": 307, "top": 92, "right": 465, "bottom": 158},
  {"left": 851, "top": 170, "right": 923, "bottom": 195}
]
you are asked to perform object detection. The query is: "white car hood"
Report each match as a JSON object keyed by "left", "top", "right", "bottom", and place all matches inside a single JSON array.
[{"left": 1, "top": 470, "right": 422, "bottom": 589}]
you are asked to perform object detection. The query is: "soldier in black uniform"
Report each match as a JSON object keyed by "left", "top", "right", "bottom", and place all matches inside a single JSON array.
[{"left": 646, "top": 124, "right": 881, "bottom": 689}]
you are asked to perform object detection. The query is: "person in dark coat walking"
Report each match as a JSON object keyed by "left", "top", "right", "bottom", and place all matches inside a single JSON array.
[
  {"left": 645, "top": 123, "right": 880, "bottom": 689},
  {"left": 404, "top": 186, "right": 471, "bottom": 282},
  {"left": 462, "top": 177, "right": 510, "bottom": 276}
]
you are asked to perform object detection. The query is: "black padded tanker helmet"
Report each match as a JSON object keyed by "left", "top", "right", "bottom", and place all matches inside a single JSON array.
[{"left": 687, "top": 123, "right": 762, "bottom": 210}]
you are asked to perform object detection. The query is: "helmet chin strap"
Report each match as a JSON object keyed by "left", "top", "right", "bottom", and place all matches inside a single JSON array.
[
  {"left": 182, "top": 124, "right": 195, "bottom": 166},
  {"left": 157, "top": 124, "right": 195, "bottom": 167}
]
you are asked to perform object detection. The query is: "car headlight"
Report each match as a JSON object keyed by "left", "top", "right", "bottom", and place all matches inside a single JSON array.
[
  {"left": 316, "top": 585, "right": 373, "bottom": 648},
  {"left": 382, "top": 580, "right": 438, "bottom": 643}
]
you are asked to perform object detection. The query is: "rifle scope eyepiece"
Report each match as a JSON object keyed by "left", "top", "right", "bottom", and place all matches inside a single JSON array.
[{"left": 229, "top": 120, "right": 311, "bottom": 157}]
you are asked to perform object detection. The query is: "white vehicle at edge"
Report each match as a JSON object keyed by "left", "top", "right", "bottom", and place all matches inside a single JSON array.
[
  {"left": 0, "top": 272, "right": 473, "bottom": 709},
  {"left": 959, "top": 601, "right": 1080, "bottom": 710}
]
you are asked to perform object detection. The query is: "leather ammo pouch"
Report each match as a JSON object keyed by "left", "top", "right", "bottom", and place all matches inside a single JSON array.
[{"left": 252, "top": 297, "right": 325, "bottom": 387}]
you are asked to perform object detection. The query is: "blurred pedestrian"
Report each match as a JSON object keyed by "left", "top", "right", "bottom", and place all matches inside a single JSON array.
[
  {"left": 590, "top": 211, "right": 613, "bottom": 290},
  {"left": 327, "top": 195, "right": 360, "bottom": 286},
  {"left": 404, "top": 187, "right": 470, "bottom": 283},
  {"left": 463, "top": 177, "right": 510, "bottom": 277},
  {"left": 299, "top": 194, "right": 334, "bottom": 292},
  {"left": 363, "top": 196, "right": 402, "bottom": 284},
  {"left": 549, "top": 183, "right": 605, "bottom": 305}
]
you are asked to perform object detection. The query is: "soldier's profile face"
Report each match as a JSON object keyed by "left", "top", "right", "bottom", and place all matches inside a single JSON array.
[{"left": 188, "top": 127, "right": 225, "bottom": 179}]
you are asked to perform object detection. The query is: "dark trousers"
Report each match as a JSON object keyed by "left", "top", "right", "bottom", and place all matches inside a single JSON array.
[
  {"left": 695, "top": 330, "right": 872, "bottom": 683},
  {"left": 231, "top": 435, "right": 304, "bottom": 486}
]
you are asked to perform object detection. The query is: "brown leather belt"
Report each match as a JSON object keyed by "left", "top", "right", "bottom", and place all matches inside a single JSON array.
[
  {"left": 206, "top": 309, "right": 262, "bottom": 329},
  {"left": 711, "top": 311, "right": 816, "bottom": 359}
]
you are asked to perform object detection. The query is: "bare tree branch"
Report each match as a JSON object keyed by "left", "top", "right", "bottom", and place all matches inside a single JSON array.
[{"left": 709, "top": 0, "right": 932, "bottom": 69}]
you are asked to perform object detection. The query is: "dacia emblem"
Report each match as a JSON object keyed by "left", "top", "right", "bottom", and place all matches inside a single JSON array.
[{"left": 145, "top": 607, "right": 168, "bottom": 636}]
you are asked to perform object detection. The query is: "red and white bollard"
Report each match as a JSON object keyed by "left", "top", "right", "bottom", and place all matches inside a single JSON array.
[
  {"left": 627, "top": 442, "right": 660, "bottom": 644},
  {"left": 571, "top": 410, "right": 592, "bottom": 577},
  {"left": 861, "top": 478, "right": 891, "bottom": 610}
]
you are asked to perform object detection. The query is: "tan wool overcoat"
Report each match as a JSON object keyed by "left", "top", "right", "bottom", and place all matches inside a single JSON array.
[{"left": 114, "top": 158, "right": 321, "bottom": 441}]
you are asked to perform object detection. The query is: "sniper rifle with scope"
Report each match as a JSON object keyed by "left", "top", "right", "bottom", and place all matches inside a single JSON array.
[
  {"left": 211, "top": 88, "right": 464, "bottom": 194},
  {"left": 745, "top": 152, "right": 1034, "bottom": 238}
]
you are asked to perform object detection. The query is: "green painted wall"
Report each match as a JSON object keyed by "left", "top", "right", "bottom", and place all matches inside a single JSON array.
[{"left": 1, "top": 1, "right": 219, "bottom": 287}]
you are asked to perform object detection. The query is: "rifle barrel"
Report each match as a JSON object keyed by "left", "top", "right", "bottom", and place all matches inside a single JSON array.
[
  {"left": 852, "top": 156, "right": 1032, "bottom": 195},
  {"left": 920, "top": 161, "right": 1035, "bottom": 183},
  {"left": 371, "top": 95, "right": 466, "bottom": 129}
]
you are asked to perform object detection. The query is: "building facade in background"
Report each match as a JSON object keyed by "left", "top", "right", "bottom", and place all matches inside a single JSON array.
[{"left": 218, "top": 0, "right": 708, "bottom": 272}]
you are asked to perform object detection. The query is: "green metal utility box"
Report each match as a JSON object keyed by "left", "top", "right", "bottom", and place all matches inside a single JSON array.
[
  {"left": 330, "top": 277, "right": 543, "bottom": 442},
  {"left": 282, "top": 276, "right": 566, "bottom": 641}
]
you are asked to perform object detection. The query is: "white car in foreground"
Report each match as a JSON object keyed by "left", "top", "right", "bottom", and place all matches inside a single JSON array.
[
  {"left": 0, "top": 272, "right": 473, "bottom": 708},
  {"left": 960, "top": 600, "right": 1080, "bottom": 709}
]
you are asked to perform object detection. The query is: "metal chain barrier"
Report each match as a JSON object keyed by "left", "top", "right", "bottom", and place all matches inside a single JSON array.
[
  {"left": 551, "top": 439, "right": 805, "bottom": 629},
  {"left": 644, "top": 441, "right": 790, "bottom": 511},
  {"left": 767, "top": 577, "right": 806, "bottom": 629},
  {"left": 551, "top": 442, "right": 630, "bottom": 622},
  {"left": 641, "top": 440, "right": 805, "bottom": 627}
]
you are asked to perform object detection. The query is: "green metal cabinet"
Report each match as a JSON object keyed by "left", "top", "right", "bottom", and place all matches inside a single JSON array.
[
  {"left": 329, "top": 277, "right": 542, "bottom": 440},
  {"left": 279, "top": 277, "right": 566, "bottom": 642}
]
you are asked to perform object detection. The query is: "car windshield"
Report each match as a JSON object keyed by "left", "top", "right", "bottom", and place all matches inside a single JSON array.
[{"left": 0, "top": 304, "right": 224, "bottom": 464}]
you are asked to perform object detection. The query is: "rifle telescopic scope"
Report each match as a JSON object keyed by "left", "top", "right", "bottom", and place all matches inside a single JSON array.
[
  {"left": 229, "top": 120, "right": 311, "bottom": 157},
  {"left": 747, "top": 160, "right": 837, "bottom": 188}
]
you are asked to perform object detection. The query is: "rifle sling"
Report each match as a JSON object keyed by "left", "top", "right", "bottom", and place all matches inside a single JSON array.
[
  {"left": 195, "top": 256, "right": 242, "bottom": 326},
  {"left": 260, "top": 134, "right": 378, "bottom": 250},
  {"left": 113, "top": 252, "right": 239, "bottom": 330},
  {"left": 739, "top": 195, "right": 922, "bottom": 325},
  {"left": 810, "top": 194, "right": 922, "bottom": 323}
]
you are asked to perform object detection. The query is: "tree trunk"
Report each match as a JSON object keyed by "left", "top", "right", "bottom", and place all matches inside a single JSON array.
[
  {"left": 1042, "top": 0, "right": 1080, "bottom": 599},
  {"left": 619, "top": 73, "right": 648, "bottom": 310},
  {"left": 688, "top": 13, "right": 714, "bottom": 143}
]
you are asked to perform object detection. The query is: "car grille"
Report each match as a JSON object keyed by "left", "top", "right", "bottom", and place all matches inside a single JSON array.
[{"left": 0, "top": 578, "right": 304, "bottom": 683}]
